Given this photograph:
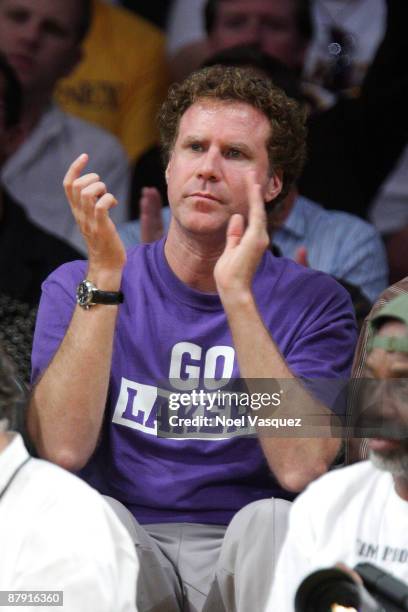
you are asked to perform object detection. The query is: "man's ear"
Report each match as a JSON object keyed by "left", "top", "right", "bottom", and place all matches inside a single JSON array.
[
  {"left": 165, "top": 154, "right": 173, "bottom": 183},
  {"left": 264, "top": 169, "right": 283, "bottom": 204}
]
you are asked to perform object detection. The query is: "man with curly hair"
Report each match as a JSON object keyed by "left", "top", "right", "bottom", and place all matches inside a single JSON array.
[{"left": 28, "top": 65, "right": 356, "bottom": 610}]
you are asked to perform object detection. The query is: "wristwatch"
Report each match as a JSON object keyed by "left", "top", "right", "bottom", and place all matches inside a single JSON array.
[{"left": 76, "top": 280, "right": 124, "bottom": 309}]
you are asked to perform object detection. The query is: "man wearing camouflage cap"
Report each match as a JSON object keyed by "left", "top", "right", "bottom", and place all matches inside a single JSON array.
[{"left": 266, "top": 293, "right": 408, "bottom": 611}]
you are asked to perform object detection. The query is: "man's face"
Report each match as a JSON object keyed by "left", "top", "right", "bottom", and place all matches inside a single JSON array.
[
  {"left": 166, "top": 98, "right": 280, "bottom": 240},
  {"left": 365, "top": 320, "right": 408, "bottom": 479},
  {"left": 0, "top": 0, "right": 82, "bottom": 96},
  {"left": 210, "top": 0, "right": 305, "bottom": 70}
]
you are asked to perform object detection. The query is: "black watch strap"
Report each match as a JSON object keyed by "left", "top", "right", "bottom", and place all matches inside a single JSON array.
[
  {"left": 92, "top": 290, "right": 124, "bottom": 305},
  {"left": 77, "top": 280, "right": 124, "bottom": 308}
]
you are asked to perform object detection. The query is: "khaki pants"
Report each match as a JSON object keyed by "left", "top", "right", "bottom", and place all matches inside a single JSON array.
[{"left": 105, "top": 497, "right": 291, "bottom": 612}]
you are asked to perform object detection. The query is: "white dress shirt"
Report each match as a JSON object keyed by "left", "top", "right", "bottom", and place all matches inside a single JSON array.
[{"left": 0, "top": 433, "right": 138, "bottom": 611}]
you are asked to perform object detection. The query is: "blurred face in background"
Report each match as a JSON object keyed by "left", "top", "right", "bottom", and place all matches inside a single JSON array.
[
  {"left": 365, "top": 320, "right": 408, "bottom": 482},
  {"left": 210, "top": 0, "right": 306, "bottom": 70},
  {"left": 0, "top": 0, "right": 83, "bottom": 97}
]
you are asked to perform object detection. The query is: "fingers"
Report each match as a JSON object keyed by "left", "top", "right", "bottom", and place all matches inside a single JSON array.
[
  {"left": 84, "top": 193, "right": 118, "bottom": 237},
  {"left": 72, "top": 174, "right": 101, "bottom": 207},
  {"left": 335, "top": 563, "right": 363, "bottom": 585},
  {"left": 295, "top": 246, "right": 309, "bottom": 267},
  {"left": 242, "top": 171, "right": 269, "bottom": 252},
  {"left": 73, "top": 181, "right": 108, "bottom": 236},
  {"left": 224, "top": 214, "right": 245, "bottom": 250},
  {"left": 245, "top": 171, "right": 267, "bottom": 228},
  {"left": 63, "top": 153, "right": 89, "bottom": 200},
  {"left": 80, "top": 181, "right": 107, "bottom": 205},
  {"left": 95, "top": 193, "right": 118, "bottom": 221}
]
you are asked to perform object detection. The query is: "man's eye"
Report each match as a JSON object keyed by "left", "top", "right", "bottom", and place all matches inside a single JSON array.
[
  {"left": 43, "top": 21, "right": 68, "bottom": 38},
  {"left": 263, "top": 18, "right": 287, "bottom": 33},
  {"left": 223, "top": 16, "right": 247, "bottom": 30},
  {"left": 225, "top": 149, "right": 243, "bottom": 159},
  {"left": 5, "top": 9, "right": 28, "bottom": 24},
  {"left": 190, "top": 143, "right": 203, "bottom": 152}
]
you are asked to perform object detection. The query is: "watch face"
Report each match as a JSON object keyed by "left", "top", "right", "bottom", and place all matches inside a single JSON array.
[{"left": 76, "top": 281, "right": 93, "bottom": 307}]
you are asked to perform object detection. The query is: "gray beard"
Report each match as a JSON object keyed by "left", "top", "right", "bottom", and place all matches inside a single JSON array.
[{"left": 369, "top": 448, "right": 408, "bottom": 479}]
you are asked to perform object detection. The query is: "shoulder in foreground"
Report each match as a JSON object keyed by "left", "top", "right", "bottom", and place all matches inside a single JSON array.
[
  {"left": 303, "top": 460, "right": 385, "bottom": 496},
  {"left": 23, "top": 457, "right": 122, "bottom": 527}
]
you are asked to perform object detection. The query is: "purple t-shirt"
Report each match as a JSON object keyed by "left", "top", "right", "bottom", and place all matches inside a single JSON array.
[{"left": 32, "top": 239, "right": 356, "bottom": 525}]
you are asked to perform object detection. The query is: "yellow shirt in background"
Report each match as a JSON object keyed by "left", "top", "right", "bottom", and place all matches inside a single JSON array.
[{"left": 55, "top": 0, "right": 168, "bottom": 162}]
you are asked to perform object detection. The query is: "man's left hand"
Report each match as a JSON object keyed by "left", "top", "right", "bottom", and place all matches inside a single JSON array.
[{"left": 214, "top": 172, "right": 270, "bottom": 300}]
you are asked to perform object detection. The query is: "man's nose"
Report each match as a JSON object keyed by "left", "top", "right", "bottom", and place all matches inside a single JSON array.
[
  {"left": 240, "top": 17, "right": 262, "bottom": 44},
  {"left": 19, "top": 21, "right": 42, "bottom": 48},
  {"left": 196, "top": 149, "right": 221, "bottom": 181}
]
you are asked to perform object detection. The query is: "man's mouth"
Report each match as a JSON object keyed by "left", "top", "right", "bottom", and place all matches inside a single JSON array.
[
  {"left": 8, "top": 53, "right": 34, "bottom": 74},
  {"left": 368, "top": 438, "right": 403, "bottom": 453},
  {"left": 189, "top": 192, "right": 220, "bottom": 203}
]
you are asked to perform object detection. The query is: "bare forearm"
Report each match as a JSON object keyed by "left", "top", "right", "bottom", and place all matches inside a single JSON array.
[
  {"left": 220, "top": 290, "right": 341, "bottom": 491},
  {"left": 28, "top": 271, "right": 121, "bottom": 470}
]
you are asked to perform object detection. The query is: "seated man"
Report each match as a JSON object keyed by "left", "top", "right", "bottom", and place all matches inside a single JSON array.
[
  {"left": 346, "top": 275, "right": 408, "bottom": 463},
  {"left": 28, "top": 65, "right": 356, "bottom": 611},
  {"left": 0, "top": 0, "right": 129, "bottom": 252},
  {"left": 266, "top": 293, "right": 408, "bottom": 610},
  {"left": 0, "top": 346, "right": 138, "bottom": 611}
]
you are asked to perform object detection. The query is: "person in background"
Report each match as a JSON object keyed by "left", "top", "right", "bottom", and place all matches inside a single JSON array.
[
  {"left": 346, "top": 276, "right": 408, "bottom": 464},
  {"left": 304, "top": 0, "right": 386, "bottom": 93},
  {"left": 266, "top": 293, "right": 408, "bottom": 611},
  {"left": 0, "top": 54, "right": 82, "bottom": 383},
  {"left": 0, "top": 0, "right": 129, "bottom": 253},
  {"left": 165, "top": 0, "right": 408, "bottom": 236},
  {"left": 0, "top": 345, "right": 139, "bottom": 611},
  {"left": 55, "top": 0, "right": 169, "bottom": 164},
  {"left": 167, "top": 0, "right": 387, "bottom": 95}
]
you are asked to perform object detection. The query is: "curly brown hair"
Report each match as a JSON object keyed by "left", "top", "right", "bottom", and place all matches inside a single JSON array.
[{"left": 158, "top": 64, "right": 307, "bottom": 203}]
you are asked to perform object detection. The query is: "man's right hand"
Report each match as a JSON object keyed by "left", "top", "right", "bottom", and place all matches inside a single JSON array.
[{"left": 63, "top": 154, "right": 127, "bottom": 275}]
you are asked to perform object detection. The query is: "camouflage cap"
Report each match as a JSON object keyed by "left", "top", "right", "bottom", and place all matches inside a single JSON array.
[{"left": 369, "top": 293, "right": 408, "bottom": 354}]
